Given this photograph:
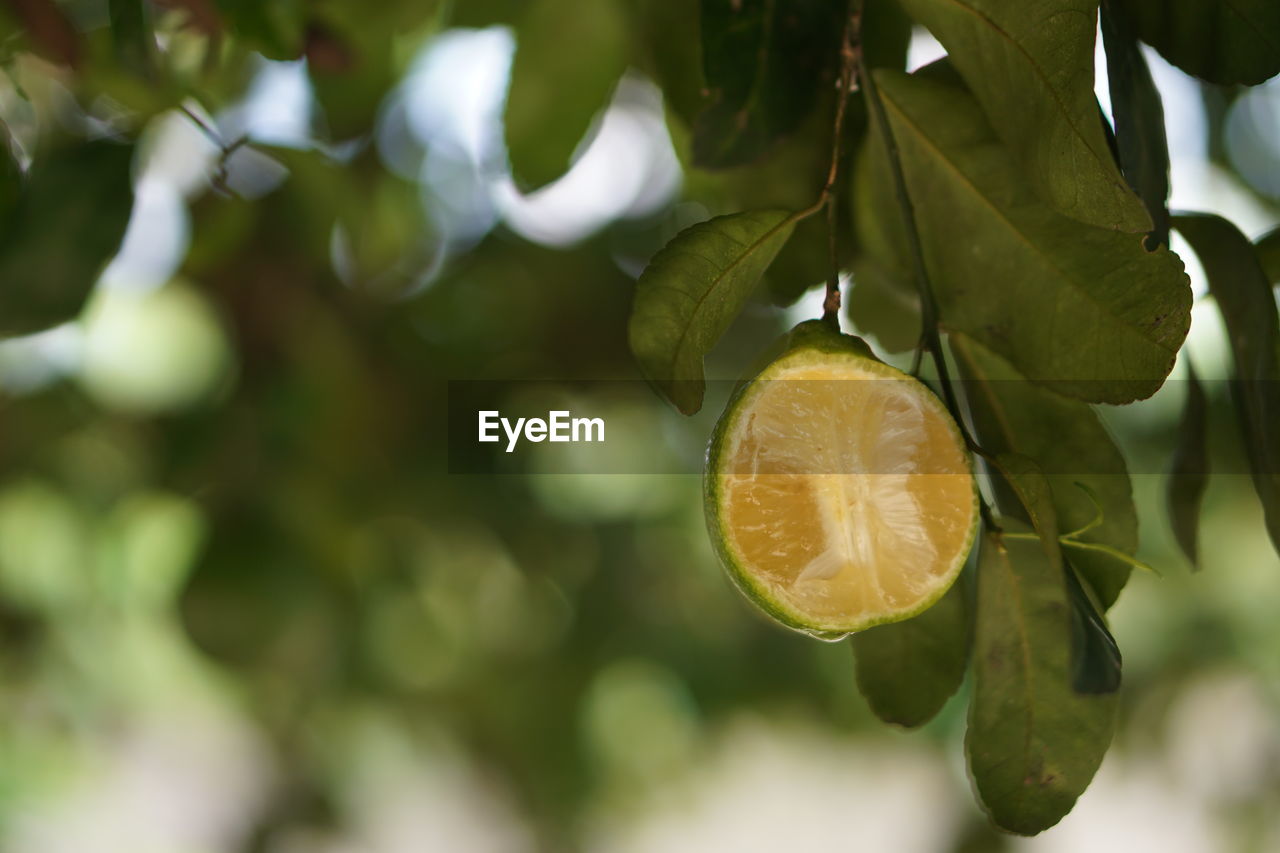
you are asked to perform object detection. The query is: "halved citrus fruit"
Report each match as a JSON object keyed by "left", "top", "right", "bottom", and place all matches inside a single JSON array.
[{"left": 705, "top": 321, "right": 979, "bottom": 639}]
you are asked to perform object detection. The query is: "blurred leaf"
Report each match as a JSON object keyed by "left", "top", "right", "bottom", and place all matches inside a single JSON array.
[
  {"left": 861, "top": 0, "right": 913, "bottom": 71},
  {"left": 0, "top": 139, "right": 135, "bottom": 338},
  {"left": 0, "top": 134, "right": 18, "bottom": 208},
  {"left": 1257, "top": 226, "right": 1280, "bottom": 285},
  {"left": 4, "top": 0, "right": 81, "bottom": 66},
  {"left": 897, "top": 0, "right": 1150, "bottom": 232},
  {"left": 504, "top": 0, "right": 628, "bottom": 189},
  {"left": 952, "top": 334, "right": 1137, "bottom": 608},
  {"left": 1100, "top": 0, "right": 1169, "bottom": 248},
  {"left": 1174, "top": 213, "right": 1280, "bottom": 557},
  {"left": 628, "top": 0, "right": 704, "bottom": 127},
  {"left": 215, "top": 0, "right": 305, "bottom": 60},
  {"left": 310, "top": 0, "right": 447, "bottom": 118},
  {"left": 1167, "top": 359, "right": 1208, "bottom": 568},
  {"left": 1115, "top": 0, "right": 1280, "bottom": 85},
  {"left": 852, "top": 575, "right": 970, "bottom": 728},
  {"left": 108, "top": 0, "right": 155, "bottom": 77},
  {"left": 866, "top": 69, "right": 1190, "bottom": 403},
  {"left": 967, "top": 462, "right": 1118, "bottom": 836},
  {"left": 628, "top": 209, "right": 796, "bottom": 414},
  {"left": 693, "top": 0, "right": 844, "bottom": 168}
]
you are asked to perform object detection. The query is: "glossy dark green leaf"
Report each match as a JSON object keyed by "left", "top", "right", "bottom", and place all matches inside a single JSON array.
[
  {"left": 1257, "top": 226, "right": 1280, "bottom": 285},
  {"left": 215, "top": 0, "right": 306, "bottom": 60},
  {"left": 108, "top": 0, "right": 155, "bottom": 77},
  {"left": 0, "top": 139, "right": 135, "bottom": 338},
  {"left": 629, "top": 210, "right": 796, "bottom": 413},
  {"left": 897, "top": 0, "right": 1150, "bottom": 232},
  {"left": 967, "top": 463, "right": 1118, "bottom": 835},
  {"left": 1116, "top": 0, "right": 1280, "bottom": 85},
  {"left": 953, "top": 334, "right": 1138, "bottom": 608},
  {"left": 1174, "top": 213, "right": 1280, "bottom": 557},
  {"left": 1166, "top": 359, "right": 1208, "bottom": 568},
  {"left": 1065, "top": 558, "right": 1122, "bottom": 695},
  {"left": 693, "top": 0, "right": 844, "bottom": 168},
  {"left": 865, "top": 69, "right": 1190, "bottom": 403},
  {"left": 853, "top": 573, "right": 970, "bottom": 728},
  {"left": 1101, "top": 0, "right": 1169, "bottom": 249},
  {"left": 504, "top": 0, "right": 628, "bottom": 189}
]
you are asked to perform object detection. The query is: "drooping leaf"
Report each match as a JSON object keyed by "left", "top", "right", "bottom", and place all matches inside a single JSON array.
[
  {"left": 1065, "top": 558, "right": 1122, "bottom": 695},
  {"left": 967, "top": 462, "right": 1118, "bottom": 835},
  {"left": 896, "top": 0, "right": 1150, "bottom": 232},
  {"left": 953, "top": 334, "right": 1138, "bottom": 608},
  {"left": 1100, "top": 0, "right": 1170, "bottom": 249},
  {"left": 0, "top": 139, "right": 135, "bottom": 338},
  {"left": 1166, "top": 358, "right": 1209, "bottom": 568},
  {"left": 852, "top": 570, "right": 971, "bottom": 728},
  {"left": 629, "top": 210, "right": 796, "bottom": 413},
  {"left": 864, "top": 69, "right": 1190, "bottom": 403},
  {"left": 1174, "top": 213, "right": 1280, "bottom": 557},
  {"left": 1115, "top": 0, "right": 1280, "bottom": 85},
  {"left": 1257, "top": 226, "right": 1280, "bottom": 285},
  {"left": 504, "top": 0, "right": 628, "bottom": 189},
  {"left": 693, "top": 0, "right": 845, "bottom": 168}
]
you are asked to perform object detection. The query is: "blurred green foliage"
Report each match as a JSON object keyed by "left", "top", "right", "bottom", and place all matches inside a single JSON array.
[{"left": 0, "top": 1, "right": 1277, "bottom": 850}]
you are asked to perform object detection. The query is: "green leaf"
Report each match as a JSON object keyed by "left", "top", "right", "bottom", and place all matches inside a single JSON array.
[
  {"left": 865, "top": 69, "right": 1190, "bottom": 404},
  {"left": 1167, "top": 359, "right": 1209, "bottom": 568},
  {"left": 309, "top": 4, "right": 444, "bottom": 140},
  {"left": 1100, "top": 0, "right": 1169, "bottom": 248},
  {"left": 848, "top": 133, "right": 919, "bottom": 352},
  {"left": 896, "top": 0, "right": 1150, "bottom": 232},
  {"left": 693, "top": 0, "right": 845, "bottom": 168},
  {"left": 0, "top": 139, "right": 135, "bottom": 338},
  {"left": 1115, "top": 0, "right": 1280, "bottom": 85},
  {"left": 108, "top": 0, "right": 155, "bottom": 77},
  {"left": 852, "top": 574, "right": 970, "bottom": 728},
  {"left": 1256, "top": 227, "right": 1280, "bottom": 286},
  {"left": 504, "top": 0, "right": 628, "bottom": 189},
  {"left": 1174, "top": 213, "right": 1280, "bottom": 557},
  {"left": 215, "top": 0, "right": 306, "bottom": 60},
  {"left": 967, "top": 485, "right": 1118, "bottom": 833},
  {"left": 1065, "top": 559, "right": 1121, "bottom": 695},
  {"left": 629, "top": 210, "right": 796, "bottom": 414},
  {"left": 953, "top": 334, "right": 1138, "bottom": 608}
]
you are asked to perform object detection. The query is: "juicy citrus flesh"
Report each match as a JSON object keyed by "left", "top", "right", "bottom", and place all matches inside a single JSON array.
[{"left": 711, "top": 350, "right": 977, "bottom": 635}]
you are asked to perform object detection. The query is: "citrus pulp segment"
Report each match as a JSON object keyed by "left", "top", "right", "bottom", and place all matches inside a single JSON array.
[{"left": 706, "top": 344, "right": 978, "bottom": 637}]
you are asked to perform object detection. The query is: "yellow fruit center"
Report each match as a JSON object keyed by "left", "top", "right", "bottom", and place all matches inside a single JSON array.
[{"left": 718, "top": 358, "right": 975, "bottom": 628}]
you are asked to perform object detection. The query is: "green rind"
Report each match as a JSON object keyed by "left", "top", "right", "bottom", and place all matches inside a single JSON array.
[{"left": 704, "top": 322, "right": 980, "bottom": 638}]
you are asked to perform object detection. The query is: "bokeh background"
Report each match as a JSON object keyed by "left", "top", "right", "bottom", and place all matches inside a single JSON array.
[{"left": 1, "top": 4, "right": 1279, "bottom": 851}]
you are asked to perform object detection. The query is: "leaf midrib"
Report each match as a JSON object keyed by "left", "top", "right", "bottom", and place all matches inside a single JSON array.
[
  {"left": 663, "top": 211, "right": 795, "bottom": 381},
  {"left": 929, "top": 0, "right": 1136, "bottom": 217},
  {"left": 881, "top": 91, "right": 1177, "bottom": 364}
]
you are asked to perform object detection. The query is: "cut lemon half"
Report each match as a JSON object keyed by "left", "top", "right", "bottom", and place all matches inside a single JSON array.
[{"left": 705, "top": 322, "right": 979, "bottom": 639}]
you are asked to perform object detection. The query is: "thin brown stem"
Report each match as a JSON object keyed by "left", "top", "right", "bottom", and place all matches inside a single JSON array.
[
  {"left": 851, "top": 3, "right": 999, "bottom": 530},
  {"left": 819, "top": 0, "right": 860, "bottom": 325},
  {"left": 177, "top": 104, "right": 250, "bottom": 197}
]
